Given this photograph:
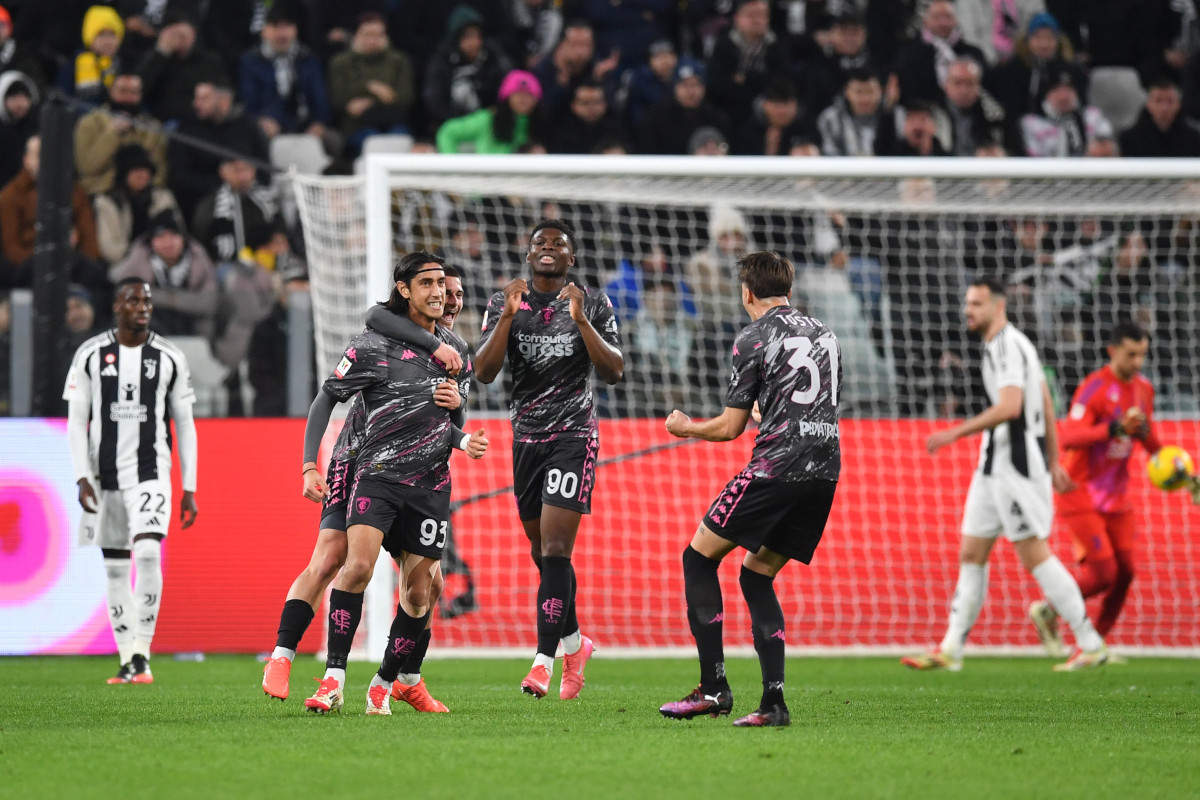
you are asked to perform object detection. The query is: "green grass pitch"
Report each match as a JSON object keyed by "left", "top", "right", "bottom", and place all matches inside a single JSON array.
[{"left": 3, "top": 655, "right": 1197, "bottom": 799}]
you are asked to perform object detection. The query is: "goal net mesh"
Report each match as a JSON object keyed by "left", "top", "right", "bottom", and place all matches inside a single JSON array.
[{"left": 295, "top": 162, "right": 1199, "bottom": 656}]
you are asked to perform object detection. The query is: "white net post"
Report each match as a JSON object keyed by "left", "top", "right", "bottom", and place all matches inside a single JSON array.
[{"left": 296, "top": 157, "right": 1200, "bottom": 657}]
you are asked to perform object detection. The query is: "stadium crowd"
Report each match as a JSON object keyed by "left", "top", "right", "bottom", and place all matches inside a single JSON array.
[{"left": 1, "top": 0, "right": 1200, "bottom": 418}]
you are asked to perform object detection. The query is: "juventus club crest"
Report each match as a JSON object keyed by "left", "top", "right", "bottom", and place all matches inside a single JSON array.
[{"left": 143, "top": 358, "right": 157, "bottom": 380}]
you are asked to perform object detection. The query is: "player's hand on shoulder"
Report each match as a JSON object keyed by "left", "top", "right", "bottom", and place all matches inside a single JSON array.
[
  {"left": 558, "top": 281, "right": 586, "bottom": 323},
  {"left": 665, "top": 409, "right": 692, "bottom": 438},
  {"left": 466, "top": 428, "right": 488, "bottom": 459},
  {"left": 302, "top": 467, "right": 328, "bottom": 503},
  {"left": 433, "top": 342, "right": 462, "bottom": 375},
  {"left": 1051, "top": 464, "right": 1077, "bottom": 494},
  {"left": 434, "top": 379, "right": 461, "bottom": 409},
  {"left": 77, "top": 477, "right": 98, "bottom": 512},
  {"left": 180, "top": 491, "right": 199, "bottom": 528},
  {"left": 502, "top": 278, "right": 528, "bottom": 317}
]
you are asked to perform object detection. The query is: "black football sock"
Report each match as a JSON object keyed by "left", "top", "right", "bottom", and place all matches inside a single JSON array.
[
  {"left": 536, "top": 556, "right": 573, "bottom": 657},
  {"left": 683, "top": 545, "right": 726, "bottom": 690},
  {"left": 275, "top": 599, "right": 315, "bottom": 652},
  {"left": 740, "top": 566, "right": 786, "bottom": 710},
  {"left": 561, "top": 562, "right": 579, "bottom": 638},
  {"left": 377, "top": 607, "right": 431, "bottom": 683},
  {"left": 324, "top": 589, "right": 363, "bottom": 671},
  {"left": 399, "top": 628, "right": 433, "bottom": 676}
]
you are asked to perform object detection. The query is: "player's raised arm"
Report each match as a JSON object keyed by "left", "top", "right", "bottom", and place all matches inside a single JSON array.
[
  {"left": 366, "top": 304, "right": 462, "bottom": 375},
  {"left": 559, "top": 282, "right": 623, "bottom": 384},
  {"left": 473, "top": 279, "right": 527, "bottom": 383},
  {"left": 666, "top": 407, "right": 752, "bottom": 442}
]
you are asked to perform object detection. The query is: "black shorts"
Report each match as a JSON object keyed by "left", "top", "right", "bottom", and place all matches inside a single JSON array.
[
  {"left": 703, "top": 471, "right": 837, "bottom": 565},
  {"left": 319, "top": 458, "right": 354, "bottom": 532},
  {"left": 512, "top": 436, "right": 599, "bottom": 521},
  {"left": 346, "top": 474, "right": 451, "bottom": 560}
]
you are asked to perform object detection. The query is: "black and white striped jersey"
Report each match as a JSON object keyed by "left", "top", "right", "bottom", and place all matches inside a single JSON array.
[
  {"left": 979, "top": 324, "right": 1048, "bottom": 479},
  {"left": 63, "top": 331, "right": 196, "bottom": 490}
]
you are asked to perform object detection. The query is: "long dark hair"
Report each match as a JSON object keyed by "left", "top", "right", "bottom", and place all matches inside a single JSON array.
[
  {"left": 381, "top": 250, "right": 445, "bottom": 314},
  {"left": 493, "top": 98, "right": 547, "bottom": 146}
]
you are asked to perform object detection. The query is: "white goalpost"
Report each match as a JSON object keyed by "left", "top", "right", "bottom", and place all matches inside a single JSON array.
[{"left": 295, "top": 156, "right": 1200, "bottom": 660}]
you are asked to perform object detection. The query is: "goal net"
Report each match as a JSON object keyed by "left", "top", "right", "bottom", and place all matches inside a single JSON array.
[{"left": 294, "top": 156, "right": 1200, "bottom": 658}]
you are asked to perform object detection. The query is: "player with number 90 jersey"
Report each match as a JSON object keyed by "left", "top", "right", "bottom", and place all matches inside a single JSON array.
[{"left": 727, "top": 306, "right": 842, "bottom": 482}]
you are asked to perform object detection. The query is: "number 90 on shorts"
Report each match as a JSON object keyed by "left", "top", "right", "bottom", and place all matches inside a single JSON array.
[{"left": 512, "top": 437, "right": 599, "bottom": 521}]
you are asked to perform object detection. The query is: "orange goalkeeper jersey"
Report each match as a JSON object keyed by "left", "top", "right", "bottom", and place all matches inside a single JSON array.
[{"left": 1059, "top": 365, "right": 1161, "bottom": 514}]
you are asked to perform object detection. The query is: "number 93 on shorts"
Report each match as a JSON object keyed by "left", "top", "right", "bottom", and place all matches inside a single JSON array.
[
  {"left": 512, "top": 437, "right": 599, "bottom": 521},
  {"left": 346, "top": 475, "right": 451, "bottom": 560},
  {"left": 94, "top": 479, "right": 172, "bottom": 548}
]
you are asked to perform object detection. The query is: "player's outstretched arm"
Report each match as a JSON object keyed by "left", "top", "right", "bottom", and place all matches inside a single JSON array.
[
  {"left": 927, "top": 386, "right": 1022, "bottom": 454},
  {"left": 365, "top": 305, "right": 461, "bottom": 375},
  {"left": 666, "top": 407, "right": 752, "bottom": 442},
  {"left": 174, "top": 401, "right": 200, "bottom": 526},
  {"left": 560, "top": 281, "right": 623, "bottom": 384},
  {"left": 300, "top": 390, "right": 337, "bottom": 502},
  {"left": 474, "top": 279, "right": 526, "bottom": 383}
]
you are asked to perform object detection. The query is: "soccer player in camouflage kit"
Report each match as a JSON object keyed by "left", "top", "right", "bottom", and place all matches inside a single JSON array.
[
  {"left": 659, "top": 251, "right": 841, "bottom": 728},
  {"left": 474, "top": 219, "right": 623, "bottom": 699}
]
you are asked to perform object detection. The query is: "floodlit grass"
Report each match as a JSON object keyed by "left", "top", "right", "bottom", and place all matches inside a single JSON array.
[{"left": 2, "top": 656, "right": 1197, "bottom": 799}]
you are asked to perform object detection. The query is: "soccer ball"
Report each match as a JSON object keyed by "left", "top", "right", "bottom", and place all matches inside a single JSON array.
[{"left": 1146, "top": 446, "right": 1196, "bottom": 491}]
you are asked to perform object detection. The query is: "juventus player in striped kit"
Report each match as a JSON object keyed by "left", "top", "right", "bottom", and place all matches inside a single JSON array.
[
  {"left": 659, "top": 251, "right": 840, "bottom": 728},
  {"left": 64, "top": 278, "right": 199, "bottom": 684},
  {"left": 902, "top": 277, "right": 1108, "bottom": 673}
]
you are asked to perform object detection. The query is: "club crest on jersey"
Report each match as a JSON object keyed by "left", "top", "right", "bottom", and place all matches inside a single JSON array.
[
  {"left": 540, "top": 306, "right": 555, "bottom": 325},
  {"left": 334, "top": 356, "right": 353, "bottom": 378},
  {"left": 356, "top": 497, "right": 371, "bottom": 514},
  {"left": 143, "top": 359, "right": 157, "bottom": 380}
]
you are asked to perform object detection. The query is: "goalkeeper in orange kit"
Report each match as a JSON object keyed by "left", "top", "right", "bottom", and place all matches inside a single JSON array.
[{"left": 1030, "top": 322, "right": 1164, "bottom": 656}]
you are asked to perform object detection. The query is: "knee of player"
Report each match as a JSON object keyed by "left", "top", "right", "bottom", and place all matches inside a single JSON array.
[
  {"left": 312, "top": 547, "right": 347, "bottom": 582},
  {"left": 403, "top": 582, "right": 431, "bottom": 612},
  {"left": 340, "top": 557, "right": 374, "bottom": 588},
  {"left": 540, "top": 540, "right": 571, "bottom": 559},
  {"left": 429, "top": 570, "right": 445, "bottom": 603}
]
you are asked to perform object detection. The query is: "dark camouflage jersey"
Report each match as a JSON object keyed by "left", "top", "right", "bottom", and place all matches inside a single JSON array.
[
  {"left": 322, "top": 327, "right": 472, "bottom": 490},
  {"left": 479, "top": 286, "right": 621, "bottom": 443},
  {"left": 726, "top": 305, "right": 841, "bottom": 482},
  {"left": 331, "top": 394, "right": 366, "bottom": 463}
]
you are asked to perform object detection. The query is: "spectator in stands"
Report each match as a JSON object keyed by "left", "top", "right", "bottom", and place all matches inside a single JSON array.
[
  {"left": 818, "top": 67, "right": 884, "bottom": 156},
  {"left": 0, "top": 71, "right": 38, "bottom": 188},
  {"left": 309, "top": 0, "right": 388, "bottom": 62},
  {"left": 109, "top": 210, "right": 217, "bottom": 338},
  {"left": 65, "top": 283, "right": 102, "bottom": 344},
  {"left": 733, "top": 77, "right": 813, "bottom": 156},
  {"left": 436, "top": 69, "right": 545, "bottom": 154},
  {"left": 800, "top": 9, "right": 878, "bottom": 120},
  {"left": 937, "top": 58, "right": 1021, "bottom": 156},
  {"left": 203, "top": 0, "right": 307, "bottom": 79},
  {"left": 422, "top": 5, "right": 513, "bottom": 133},
  {"left": 0, "top": 4, "right": 47, "bottom": 91},
  {"left": 168, "top": 78, "right": 269, "bottom": 221},
  {"left": 93, "top": 143, "right": 182, "bottom": 264},
  {"left": 191, "top": 154, "right": 280, "bottom": 264},
  {"left": 247, "top": 257, "right": 311, "bottom": 416},
  {"left": 17, "top": 2, "right": 90, "bottom": 91},
  {"left": 986, "top": 12, "right": 1087, "bottom": 122},
  {"left": 1048, "top": 0, "right": 1175, "bottom": 84},
  {"left": 637, "top": 59, "right": 728, "bottom": 155},
  {"left": 688, "top": 125, "right": 729, "bottom": 156},
  {"left": 1021, "top": 70, "right": 1114, "bottom": 157},
  {"left": 706, "top": 0, "right": 790, "bottom": 124},
  {"left": 620, "top": 38, "right": 677, "bottom": 130},
  {"left": 547, "top": 79, "right": 623, "bottom": 154},
  {"left": 328, "top": 12, "right": 416, "bottom": 157},
  {"left": 238, "top": 5, "right": 332, "bottom": 148},
  {"left": 533, "top": 18, "right": 618, "bottom": 116},
  {"left": 1118, "top": 78, "right": 1200, "bottom": 157},
  {"left": 891, "top": 0, "right": 987, "bottom": 106},
  {"left": 864, "top": 0, "right": 923, "bottom": 73},
  {"left": 72, "top": 5, "right": 124, "bottom": 104},
  {"left": 136, "top": 9, "right": 228, "bottom": 125},
  {"left": 685, "top": 204, "right": 751, "bottom": 404},
  {"left": 74, "top": 70, "right": 168, "bottom": 195},
  {"left": 503, "top": 0, "right": 564, "bottom": 69},
  {"left": 0, "top": 135, "right": 102, "bottom": 287},
  {"left": 875, "top": 99, "right": 950, "bottom": 156},
  {"left": 211, "top": 221, "right": 285, "bottom": 416}
]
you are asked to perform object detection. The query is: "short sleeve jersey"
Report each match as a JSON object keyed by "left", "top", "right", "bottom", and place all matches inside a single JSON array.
[
  {"left": 322, "top": 327, "right": 472, "bottom": 491},
  {"left": 62, "top": 331, "right": 196, "bottom": 490},
  {"left": 1061, "top": 365, "right": 1158, "bottom": 513},
  {"left": 479, "top": 285, "right": 621, "bottom": 443},
  {"left": 726, "top": 306, "right": 841, "bottom": 482},
  {"left": 978, "top": 324, "right": 1048, "bottom": 479}
]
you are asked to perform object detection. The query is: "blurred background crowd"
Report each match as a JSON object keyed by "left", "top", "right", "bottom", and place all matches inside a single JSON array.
[{"left": 1, "top": 0, "right": 1200, "bottom": 419}]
